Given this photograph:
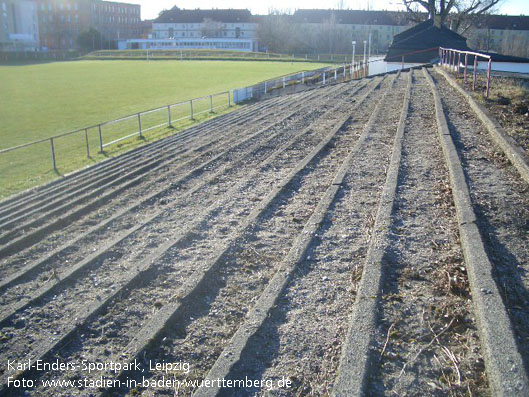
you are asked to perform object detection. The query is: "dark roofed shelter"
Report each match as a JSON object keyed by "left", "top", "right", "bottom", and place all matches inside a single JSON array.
[{"left": 385, "top": 19, "right": 470, "bottom": 63}]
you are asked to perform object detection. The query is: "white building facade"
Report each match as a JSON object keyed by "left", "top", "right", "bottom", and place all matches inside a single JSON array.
[{"left": 148, "top": 8, "right": 258, "bottom": 52}]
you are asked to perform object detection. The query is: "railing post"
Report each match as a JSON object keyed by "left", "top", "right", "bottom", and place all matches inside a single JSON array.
[
  {"left": 190, "top": 99, "right": 194, "bottom": 120},
  {"left": 473, "top": 55, "right": 478, "bottom": 91},
  {"left": 137, "top": 113, "right": 142, "bottom": 137},
  {"left": 302, "top": 72, "right": 305, "bottom": 84},
  {"left": 167, "top": 105, "right": 172, "bottom": 127},
  {"left": 228, "top": 91, "right": 231, "bottom": 107},
  {"left": 323, "top": 72, "right": 325, "bottom": 84},
  {"left": 486, "top": 58, "right": 492, "bottom": 98},
  {"left": 50, "top": 138, "right": 57, "bottom": 171},
  {"left": 209, "top": 95, "right": 213, "bottom": 113},
  {"left": 84, "top": 128, "right": 90, "bottom": 157},
  {"left": 439, "top": 48, "right": 442, "bottom": 66},
  {"left": 457, "top": 52, "right": 461, "bottom": 76},
  {"left": 283, "top": 76, "right": 286, "bottom": 89},
  {"left": 464, "top": 53, "right": 468, "bottom": 84},
  {"left": 98, "top": 124, "right": 103, "bottom": 152},
  {"left": 334, "top": 68, "right": 337, "bottom": 81},
  {"left": 264, "top": 81, "right": 267, "bottom": 94}
]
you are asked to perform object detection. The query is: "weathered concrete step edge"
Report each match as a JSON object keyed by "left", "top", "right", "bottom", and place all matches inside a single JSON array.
[
  {"left": 102, "top": 75, "right": 387, "bottom": 396},
  {"left": 424, "top": 67, "right": 529, "bottom": 396},
  {"left": 192, "top": 72, "right": 400, "bottom": 397},
  {"left": 0, "top": 78, "right": 378, "bottom": 395},
  {"left": 0, "top": 82, "right": 359, "bottom": 295},
  {"left": 0, "top": 81, "right": 365, "bottom": 324},
  {"left": 434, "top": 66, "right": 529, "bottom": 185},
  {"left": 332, "top": 71, "right": 411, "bottom": 396}
]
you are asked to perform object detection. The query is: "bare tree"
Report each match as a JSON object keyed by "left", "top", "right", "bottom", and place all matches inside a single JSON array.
[{"left": 402, "top": 0, "right": 501, "bottom": 31}]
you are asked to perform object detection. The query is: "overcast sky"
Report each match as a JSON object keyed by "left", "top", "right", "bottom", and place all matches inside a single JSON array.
[{"left": 128, "top": 0, "right": 528, "bottom": 20}]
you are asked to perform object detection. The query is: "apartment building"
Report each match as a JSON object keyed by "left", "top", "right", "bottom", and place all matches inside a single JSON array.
[
  {"left": 152, "top": 8, "right": 257, "bottom": 41},
  {"left": 468, "top": 14, "right": 529, "bottom": 57},
  {"left": 21, "top": 0, "right": 141, "bottom": 50},
  {"left": 90, "top": 0, "right": 140, "bottom": 42},
  {"left": 132, "top": 8, "right": 259, "bottom": 52},
  {"left": 291, "top": 9, "right": 415, "bottom": 54}
]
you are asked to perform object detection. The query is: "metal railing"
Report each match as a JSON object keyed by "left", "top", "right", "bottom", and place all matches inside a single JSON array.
[
  {"left": 233, "top": 61, "right": 371, "bottom": 103},
  {"left": 0, "top": 91, "right": 231, "bottom": 173},
  {"left": 439, "top": 47, "right": 492, "bottom": 97}
]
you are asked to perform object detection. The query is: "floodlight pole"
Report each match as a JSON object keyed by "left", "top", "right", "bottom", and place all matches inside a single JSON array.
[
  {"left": 363, "top": 40, "right": 367, "bottom": 76},
  {"left": 363, "top": 40, "right": 367, "bottom": 64},
  {"left": 352, "top": 40, "right": 356, "bottom": 77},
  {"left": 368, "top": 33, "right": 371, "bottom": 61}
]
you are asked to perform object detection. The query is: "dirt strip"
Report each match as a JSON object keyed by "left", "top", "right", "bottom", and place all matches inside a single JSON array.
[
  {"left": 428, "top": 67, "right": 528, "bottom": 395},
  {"left": 369, "top": 69, "right": 488, "bottom": 396}
]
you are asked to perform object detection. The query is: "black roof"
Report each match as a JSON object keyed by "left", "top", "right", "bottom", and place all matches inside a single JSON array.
[
  {"left": 292, "top": 9, "right": 416, "bottom": 26},
  {"left": 155, "top": 8, "right": 253, "bottom": 24},
  {"left": 385, "top": 20, "right": 470, "bottom": 63}
]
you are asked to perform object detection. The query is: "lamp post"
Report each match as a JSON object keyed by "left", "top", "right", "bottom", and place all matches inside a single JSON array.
[
  {"left": 363, "top": 40, "right": 367, "bottom": 76},
  {"left": 363, "top": 40, "right": 367, "bottom": 63},
  {"left": 352, "top": 40, "right": 356, "bottom": 77},
  {"left": 368, "top": 32, "right": 371, "bottom": 60}
]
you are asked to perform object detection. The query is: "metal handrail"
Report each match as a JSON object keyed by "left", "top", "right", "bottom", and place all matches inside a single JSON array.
[{"left": 439, "top": 47, "right": 492, "bottom": 97}]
